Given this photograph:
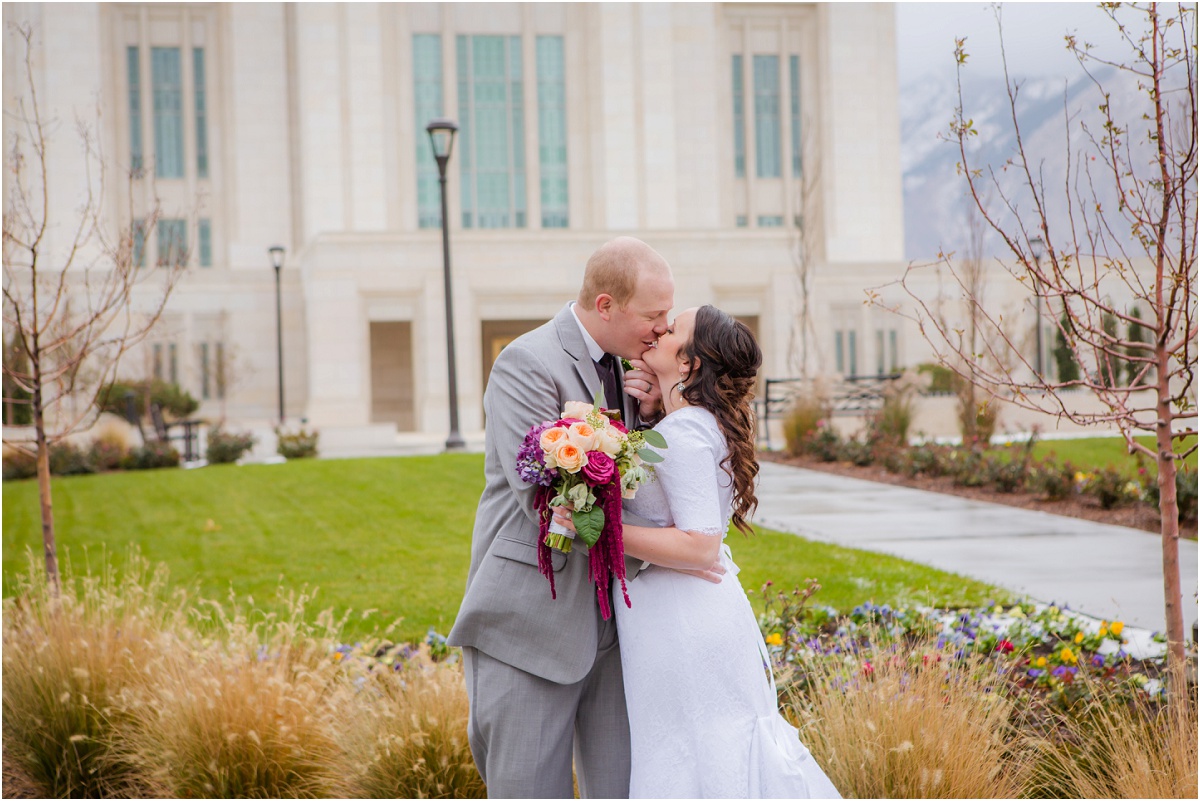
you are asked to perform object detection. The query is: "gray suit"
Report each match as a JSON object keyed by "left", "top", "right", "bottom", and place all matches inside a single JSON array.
[{"left": 448, "top": 304, "right": 640, "bottom": 798}]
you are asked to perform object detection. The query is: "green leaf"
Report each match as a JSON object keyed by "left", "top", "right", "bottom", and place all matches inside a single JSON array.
[
  {"left": 638, "top": 448, "right": 664, "bottom": 464},
  {"left": 573, "top": 506, "right": 605, "bottom": 548},
  {"left": 593, "top": 389, "right": 604, "bottom": 410},
  {"left": 641, "top": 429, "right": 667, "bottom": 448}
]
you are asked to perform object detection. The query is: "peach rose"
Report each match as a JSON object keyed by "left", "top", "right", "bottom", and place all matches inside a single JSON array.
[
  {"left": 562, "top": 401, "right": 595, "bottom": 421},
  {"left": 540, "top": 426, "right": 569, "bottom": 453},
  {"left": 553, "top": 441, "right": 587, "bottom": 473},
  {"left": 567, "top": 421, "right": 599, "bottom": 451},
  {"left": 595, "top": 425, "right": 624, "bottom": 457}
]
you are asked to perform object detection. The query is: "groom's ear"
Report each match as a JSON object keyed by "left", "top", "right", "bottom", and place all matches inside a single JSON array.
[{"left": 595, "top": 293, "right": 615, "bottom": 321}]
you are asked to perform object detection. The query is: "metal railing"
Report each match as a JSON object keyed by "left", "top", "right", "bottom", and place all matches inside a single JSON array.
[{"left": 756, "top": 373, "right": 903, "bottom": 450}]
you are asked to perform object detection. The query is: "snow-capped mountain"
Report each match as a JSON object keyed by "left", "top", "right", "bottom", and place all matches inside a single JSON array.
[{"left": 900, "top": 64, "right": 1179, "bottom": 261}]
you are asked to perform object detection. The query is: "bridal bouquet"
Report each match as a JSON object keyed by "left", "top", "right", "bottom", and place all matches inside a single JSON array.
[{"left": 516, "top": 395, "right": 666, "bottom": 619}]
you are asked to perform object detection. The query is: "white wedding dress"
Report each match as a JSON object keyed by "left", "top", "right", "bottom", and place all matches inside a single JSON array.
[{"left": 617, "top": 406, "right": 841, "bottom": 799}]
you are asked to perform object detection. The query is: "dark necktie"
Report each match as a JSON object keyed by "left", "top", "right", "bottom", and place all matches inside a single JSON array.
[{"left": 595, "top": 353, "right": 622, "bottom": 417}]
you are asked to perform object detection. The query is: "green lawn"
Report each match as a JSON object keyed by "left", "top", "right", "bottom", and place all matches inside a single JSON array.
[
  {"left": 3, "top": 456, "right": 1003, "bottom": 642},
  {"left": 998, "top": 435, "right": 1197, "bottom": 477}
]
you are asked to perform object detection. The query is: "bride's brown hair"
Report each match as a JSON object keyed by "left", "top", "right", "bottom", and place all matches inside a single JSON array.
[{"left": 678, "top": 305, "right": 762, "bottom": 535}]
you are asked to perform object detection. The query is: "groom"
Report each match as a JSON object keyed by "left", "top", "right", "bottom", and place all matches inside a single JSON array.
[{"left": 448, "top": 237, "right": 674, "bottom": 798}]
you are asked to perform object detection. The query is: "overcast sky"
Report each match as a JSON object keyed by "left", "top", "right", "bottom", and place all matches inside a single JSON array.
[{"left": 894, "top": 2, "right": 1167, "bottom": 86}]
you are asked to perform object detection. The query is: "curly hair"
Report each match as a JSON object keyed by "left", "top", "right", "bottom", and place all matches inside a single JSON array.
[{"left": 678, "top": 305, "right": 762, "bottom": 535}]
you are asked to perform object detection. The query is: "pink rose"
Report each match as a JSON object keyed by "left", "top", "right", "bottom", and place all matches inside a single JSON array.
[{"left": 581, "top": 451, "right": 616, "bottom": 485}]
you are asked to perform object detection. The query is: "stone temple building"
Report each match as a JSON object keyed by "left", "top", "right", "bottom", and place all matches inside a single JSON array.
[{"left": 3, "top": 2, "right": 911, "bottom": 450}]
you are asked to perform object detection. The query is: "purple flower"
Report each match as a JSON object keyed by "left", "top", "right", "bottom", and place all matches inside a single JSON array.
[
  {"left": 1051, "top": 666, "right": 1068, "bottom": 678},
  {"left": 517, "top": 421, "right": 557, "bottom": 487},
  {"left": 1027, "top": 668, "right": 1046, "bottom": 678}
]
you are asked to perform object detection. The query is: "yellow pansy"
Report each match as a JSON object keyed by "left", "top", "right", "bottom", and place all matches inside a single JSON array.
[
  {"left": 1061, "top": 647, "right": 1076, "bottom": 664},
  {"left": 764, "top": 633, "right": 783, "bottom": 647},
  {"left": 1036, "top": 657, "right": 1047, "bottom": 668},
  {"left": 1099, "top": 627, "right": 1108, "bottom": 637},
  {"left": 1111, "top": 621, "right": 1124, "bottom": 636},
  {"left": 1074, "top": 631, "right": 1085, "bottom": 644}
]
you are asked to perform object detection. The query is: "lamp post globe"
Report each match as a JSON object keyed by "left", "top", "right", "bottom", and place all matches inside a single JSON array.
[
  {"left": 426, "top": 119, "right": 465, "bottom": 452},
  {"left": 268, "top": 245, "right": 286, "bottom": 424}
]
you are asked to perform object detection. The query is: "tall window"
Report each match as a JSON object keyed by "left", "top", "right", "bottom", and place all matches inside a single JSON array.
[
  {"left": 194, "top": 48, "right": 208, "bottom": 178},
  {"left": 537, "top": 35, "right": 568, "bottom": 228},
  {"left": 132, "top": 219, "right": 147, "bottom": 268},
  {"left": 457, "top": 35, "right": 527, "bottom": 229},
  {"left": 732, "top": 55, "right": 745, "bottom": 178},
  {"left": 157, "top": 219, "right": 187, "bottom": 267},
  {"left": 834, "top": 329, "right": 857, "bottom": 376},
  {"left": 151, "top": 47, "right": 184, "bottom": 178},
  {"left": 168, "top": 343, "right": 178, "bottom": 384},
  {"left": 413, "top": 34, "right": 443, "bottom": 229},
  {"left": 753, "top": 55, "right": 781, "bottom": 178},
  {"left": 198, "top": 219, "right": 212, "bottom": 267},
  {"left": 127, "top": 47, "right": 143, "bottom": 173},
  {"left": 152, "top": 343, "right": 164, "bottom": 380},
  {"left": 789, "top": 55, "right": 802, "bottom": 177},
  {"left": 198, "top": 342, "right": 211, "bottom": 399}
]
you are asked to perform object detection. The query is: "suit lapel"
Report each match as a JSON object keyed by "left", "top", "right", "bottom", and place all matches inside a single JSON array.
[{"left": 553, "top": 305, "right": 604, "bottom": 407}]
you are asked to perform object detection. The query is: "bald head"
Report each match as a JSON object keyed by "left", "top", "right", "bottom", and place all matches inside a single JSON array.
[
  {"left": 579, "top": 237, "right": 672, "bottom": 309},
  {"left": 576, "top": 237, "right": 675, "bottom": 360}
]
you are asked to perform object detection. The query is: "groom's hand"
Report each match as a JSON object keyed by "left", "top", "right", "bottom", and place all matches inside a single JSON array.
[
  {"left": 623, "top": 358, "right": 662, "bottom": 423},
  {"left": 675, "top": 561, "right": 726, "bottom": 584}
]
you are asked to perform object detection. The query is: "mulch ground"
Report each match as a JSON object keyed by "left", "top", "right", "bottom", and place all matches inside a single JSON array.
[{"left": 761, "top": 452, "right": 1199, "bottom": 541}]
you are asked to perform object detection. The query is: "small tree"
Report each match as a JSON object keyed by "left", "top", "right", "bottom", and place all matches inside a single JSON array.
[
  {"left": 2, "top": 23, "right": 187, "bottom": 592},
  {"left": 883, "top": 4, "right": 1196, "bottom": 701},
  {"left": 1052, "top": 311, "right": 1081, "bottom": 383}
]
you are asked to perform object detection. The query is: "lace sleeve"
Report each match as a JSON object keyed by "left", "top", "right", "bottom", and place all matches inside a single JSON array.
[{"left": 653, "top": 413, "right": 727, "bottom": 537}]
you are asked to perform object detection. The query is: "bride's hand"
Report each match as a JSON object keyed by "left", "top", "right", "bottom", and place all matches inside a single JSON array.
[
  {"left": 623, "top": 358, "right": 662, "bottom": 420},
  {"left": 675, "top": 560, "right": 726, "bottom": 584},
  {"left": 551, "top": 506, "right": 576, "bottom": 531}
]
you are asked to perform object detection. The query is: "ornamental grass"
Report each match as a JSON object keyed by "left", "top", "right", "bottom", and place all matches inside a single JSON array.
[{"left": 781, "top": 634, "right": 1031, "bottom": 799}]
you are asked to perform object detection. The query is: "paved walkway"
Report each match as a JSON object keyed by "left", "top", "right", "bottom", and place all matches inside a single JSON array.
[{"left": 754, "top": 461, "right": 1199, "bottom": 635}]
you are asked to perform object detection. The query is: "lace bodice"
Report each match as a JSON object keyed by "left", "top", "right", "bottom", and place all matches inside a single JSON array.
[{"left": 625, "top": 406, "right": 733, "bottom": 538}]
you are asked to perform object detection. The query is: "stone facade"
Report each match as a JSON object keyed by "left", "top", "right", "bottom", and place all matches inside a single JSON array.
[{"left": 5, "top": 2, "right": 919, "bottom": 444}]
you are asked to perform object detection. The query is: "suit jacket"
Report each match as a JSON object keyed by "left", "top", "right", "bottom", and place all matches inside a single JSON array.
[{"left": 447, "top": 304, "right": 645, "bottom": 684}]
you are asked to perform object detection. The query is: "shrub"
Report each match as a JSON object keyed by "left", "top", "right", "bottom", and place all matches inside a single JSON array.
[
  {"left": 802, "top": 424, "right": 842, "bottom": 462},
  {"left": 840, "top": 436, "right": 876, "bottom": 467},
  {"left": 868, "top": 382, "right": 916, "bottom": 445},
  {"left": 49, "top": 440, "right": 96, "bottom": 476},
  {"left": 909, "top": 442, "right": 951, "bottom": 477},
  {"left": 950, "top": 449, "right": 990, "bottom": 488},
  {"left": 957, "top": 390, "right": 998, "bottom": 446},
  {"left": 1028, "top": 459, "right": 1076, "bottom": 501},
  {"left": 2, "top": 445, "right": 38, "bottom": 481},
  {"left": 783, "top": 635, "right": 1028, "bottom": 799},
  {"left": 99, "top": 379, "right": 199, "bottom": 421},
  {"left": 121, "top": 441, "right": 180, "bottom": 471},
  {"left": 205, "top": 427, "right": 257, "bottom": 464},
  {"left": 1144, "top": 464, "right": 1199, "bottom": 524},
  {"left": 88, "top": 437, "right": 128, "bottom": 472},
  {"left": 1, "top": 553, "right": 188, "bottom": 798},
  {"left": 1088, "top": 466, "right": 1128, "bottom": 510},
  {"left": 277, "top": 426, "right": 319, "bottom": 460},
  {"left": 341, "top": 662, "right": 486, "bottom": 799},
  {"left": 782, "top": 393, "right": 830, "bottom": 457},
  {"left": 880, "top": 443, "right": 912, "bottom": 475},
  {"left": 916, "top": 362, "right": 955, "bottom": 395},
  {"left": 990, "top": 457, "right": 1025, "bottom": 493}
]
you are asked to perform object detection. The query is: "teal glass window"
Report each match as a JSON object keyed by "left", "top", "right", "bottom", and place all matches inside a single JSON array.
[
  {"left": 151, "top": 47, "right": 184, "bottom": 178},
  {"left": 199, "top": 342, "right": 211, "bottom": 399},
  {"left": 157, "top": 218, "right": 187, "bottom": 267},
  {"left": 194, "top": 48, "right": 208, "bottom": 178},
  {"left": 198, "top": 219, "right": 212, "bottom": 267},
  {"left": 413, "top": 34, "right": 443, "bottom": 229},
  {"left": 132, "top": 219, "right": 146, "bottom": 268},
  {"left": 876, "top": 330, "right": 886, "bottom": 375},
  {"left": 757, "top": 215, "right": 784, "bottom": 227},
  {"left": 753, "top": 55, "right": 781, "bottom": 178},
  {"left": 835, "top": 330, "right": 858, "bottom": 375},
  {"left": 790, "top": 55, "right": 801, "bottom": 177},
  {"left": 536, "top": 35, "right": 568, "bottom": 228},
  {"left": 127, "top": 47, "right": 143, "bottom": 173},
  {"left": 457, "top": 35, "right": 527, "bottom": 229},
  {"left": 732, "top": 55, "right": 745, "bottom": 178},
  {"left": 736, "top": 215, "right": 748, "bottom": 228}
]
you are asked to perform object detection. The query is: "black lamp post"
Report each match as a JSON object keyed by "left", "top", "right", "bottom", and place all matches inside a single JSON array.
[
  {"left": 268, "top": 245, "right": 286, "bottom": 424},
  {"left": 1030, "top": 236, "right": 1045, "bottom": 378},
  {"left": 426, "top": 118, "right": 465, "bottom": 452}
]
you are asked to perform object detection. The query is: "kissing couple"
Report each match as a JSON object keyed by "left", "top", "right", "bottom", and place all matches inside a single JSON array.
[{"left": 448, "top": 237, "right": 840, "bottom": 799}]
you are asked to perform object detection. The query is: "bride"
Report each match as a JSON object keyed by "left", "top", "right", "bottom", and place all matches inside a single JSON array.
[{"left": 556, "top": 304, "right": 841, "bottom": 799}]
